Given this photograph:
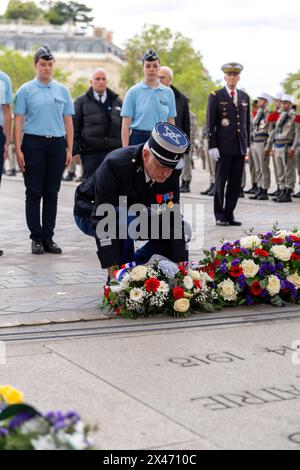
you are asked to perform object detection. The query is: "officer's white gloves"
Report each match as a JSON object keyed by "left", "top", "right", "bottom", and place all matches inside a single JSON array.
[{"left": 209, "top": 148, "right": 220, "bottom": 162}]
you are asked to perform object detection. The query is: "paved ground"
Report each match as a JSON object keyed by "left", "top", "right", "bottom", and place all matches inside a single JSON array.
[{"left": 1, "top": 159, "right": 300, "bottom": 449}]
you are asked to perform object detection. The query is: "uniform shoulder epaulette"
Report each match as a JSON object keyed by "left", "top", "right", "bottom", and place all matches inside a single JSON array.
[
  {"left": 210, "top": 91, "right": 216, "bottom": 96},
  {"left": 267, "top": 111, "right": 280, "bottom": 123},
  {"left": 294, "top": 115, "right": 300, "bottom": 123}
]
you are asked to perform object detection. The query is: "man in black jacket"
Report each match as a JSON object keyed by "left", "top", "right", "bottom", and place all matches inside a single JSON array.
[
  {"left": 158, "top": 66, "right": 191, "bottom": 192},
  {"left": 207, "top": 62, "right": 250, "bottom": 226},
  {"left": 74, "top": 122, "right": 190, "bottom": 281},
  {"left": 73, "top": 68, "right": 122, "bottom": 179}
]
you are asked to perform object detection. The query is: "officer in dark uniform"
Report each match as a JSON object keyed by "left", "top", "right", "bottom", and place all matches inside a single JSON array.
[
  {"left": 207, "top": 62, "right": 250, "bottom": 226},
  {"left": 74, "top": 122, "right": 190, "bottom": 281}
]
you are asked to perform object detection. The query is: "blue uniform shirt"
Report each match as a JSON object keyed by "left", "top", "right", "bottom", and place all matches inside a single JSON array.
[
  {"left": 0, "top": 71, "right": 13, "bottom": 127},
  {"left": 14, "top": 78, "right": 74, "bottom": 137},
  {"left": 121, "top": 80, "right": 177, "bottom": 131}
]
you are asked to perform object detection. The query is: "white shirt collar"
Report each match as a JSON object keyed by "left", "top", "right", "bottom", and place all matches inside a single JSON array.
[
  {"left": 226, "top": 86, "right": 238, "bottom": 97},
  {"left": 93, "top": 89, "right": 107, "bottom": 103}
]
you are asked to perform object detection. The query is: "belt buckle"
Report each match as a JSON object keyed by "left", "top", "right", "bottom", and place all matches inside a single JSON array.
[{"left": 45, "top": 135, "right": 53, "bottom": 139}]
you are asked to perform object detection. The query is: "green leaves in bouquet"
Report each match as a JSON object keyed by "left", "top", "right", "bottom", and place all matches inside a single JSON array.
[
  {"left": 270, "top": 295, "right": 285, "bottom": 308},
  {"left": 0, "top": 404, "right": 40, "bottom": 423}
]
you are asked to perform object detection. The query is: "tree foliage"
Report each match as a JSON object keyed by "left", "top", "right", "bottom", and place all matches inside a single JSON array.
[
  {"left": 282, "top": 70, "right": 300, "bottom": 104},
  {"left": 3, "top": 0, "right": 43, "bottom": 22},
  {"left": 121, "top": 24, "right": 216, "bottom": 124},
  {"left": 0, "top": 48, "right": 67, "bottom": 92},
  {"left": 44, "top": 1, "right": 94, "bottom": 26}
]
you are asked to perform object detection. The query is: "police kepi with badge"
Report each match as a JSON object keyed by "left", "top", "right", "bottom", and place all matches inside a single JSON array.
[
  {"left": 74, "top": 122, "right": 190, "bottom": 281},
  {"left": 207, "top": 62, "right": 251, "bottom": 226}
]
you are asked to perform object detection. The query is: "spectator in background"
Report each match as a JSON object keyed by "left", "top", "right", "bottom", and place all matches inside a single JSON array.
[
  {"left": 158, "top": 65, "right": 191, "bottom": 192},
  {"left": 121, "top": 49, "right": 176, "bottom": 147},
  {"left": 72, "top": 68, "right": 122, "bottom": 180}
]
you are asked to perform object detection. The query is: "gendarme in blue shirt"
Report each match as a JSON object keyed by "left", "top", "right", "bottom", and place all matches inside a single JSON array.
[
  {"left": 121, "top": 80, "right": 177, "bottom": 131},
  {"left": 0, "top": 71, "right": 13, "bottom": 127},
  {"left": 14, "top": 78, "right": 74, "bottom": 137}
]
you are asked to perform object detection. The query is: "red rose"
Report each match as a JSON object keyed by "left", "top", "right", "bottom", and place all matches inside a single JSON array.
[
  {"left": 254, "top": 248, "right": 270, "bottom": 257},
  {"left": 178, "top": 265, "right": 187, "bottom": 276},
  {"left": 291, "top": 253, "right": 300, "bottom": 261},
  {"left": 173, "top": 286, "right": 185, "bottom": 300},
  {"left": 194, "top": 280, "right": 202, "bottom": 289},
  {"left": 290, "top": 235, "right": 300, "bottom": 243},
  {"left": 250, "top": 281, "right": 262, "bottom": 296},
  {"left": 217, "top": 250, "right": 227, "bottom": 256},
  {"left": 231, "top": 248, "right": 242, "bottom": 255},
  {"left": 271, "top": 237, "right": 284, "bottom": 244},
  {"left": 230, "top": 266, "right": 243, "bottom": 278},
  {"left": 114, "top": 307, "right": 122, "bottom": 316},
  {"left": 104, "top": 286, "right": 110, "bottom": 299},
  {"left": 213, "top": 258, "right": 221, "bottom": 267},
  {"left": 145, "top": 277, "right": 160, "bottom": 293}
]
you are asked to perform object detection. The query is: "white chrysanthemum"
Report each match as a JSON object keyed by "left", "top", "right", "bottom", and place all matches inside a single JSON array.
[
  {"left": 266, "top": 275, "right": 281, "bottom": 296},
  {"left": 157, "top": 281, "right": 169, "bottom": 293},
  {"left": 241, "top": 259, "right": 260, "bottom": 278},
  {"left": 183, "top": 275, "right": 194, "bottom": 290},
  {"left": 271, "top": 245, "right": 293, "bottom": 262},
  {"left": 240, "top": 235, "right": 262, "bottom": 250},
  {"left": 218, "top": 278, "right": 238, "bottom": 301},
  {"left": 129, "top": 288, "right": 144, "bottom": 301}
]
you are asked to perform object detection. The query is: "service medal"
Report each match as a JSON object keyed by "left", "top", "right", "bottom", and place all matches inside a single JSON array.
[{"left": 221, "top": 118, "right": 230, "bottom": 127}]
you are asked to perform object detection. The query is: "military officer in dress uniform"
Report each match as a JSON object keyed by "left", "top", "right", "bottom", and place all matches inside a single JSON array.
[
  {"left": 249, "top": 92, "right": 274, "bottom": 201},
  {"left": 207, "top": 62, "right": 250, "bottom": 226},
  {"left": 266, "top": 95, "right": 300, "bottom": 203},
  {"left": 74, "top": 122, "right": 190, "bottom": 281}
]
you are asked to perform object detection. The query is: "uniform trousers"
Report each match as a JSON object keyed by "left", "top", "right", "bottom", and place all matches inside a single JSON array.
[
  {"left": 22, "top": 134, "right": 66, "bottom": 242},
  {"left": 214, "top": 155, "right": 245, "bottom": 221},
  {"left": 274, "top": 146, "right": 296, "bottom": 190},
  {"left": 251, "top": 141, "right": 271, "bottom": 189},
  {"left": 0, "top": 127, "right": 5, "bottom": 185},
  {"left": 81, "top": 151, "right": 108, "bottom": 180}
]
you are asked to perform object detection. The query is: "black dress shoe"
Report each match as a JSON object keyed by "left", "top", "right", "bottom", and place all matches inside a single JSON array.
[
  {"left": 43, "top": 240, "right": 62, "bottom": 254},
  {"left": 216, "top": 220, "right": 229, "bottom": 226},
  {"left": 207, "top": 184, "right": 215, "bottom": 196},
  {"left": 31, "top": 240, "right": 44, "bottom": 255},
  {"left": 228, "top": 219, "right": 242, "bottom": 226},
  {"left": 0, "top": 249, "right": 3, "bottom": 256},
  {"left": 244, "top": 184, "right": 257, "bottom": 194},
  {"left": 6, "top": 169, "right": 16, "bottom": 176},
  {"left": 201, "top": 183, "right": 214, "bottom": 195}
]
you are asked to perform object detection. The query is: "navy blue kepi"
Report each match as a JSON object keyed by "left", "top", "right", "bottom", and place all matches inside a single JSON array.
[{"left": 148, "top": 122, "right": 189, "bottom": 168}]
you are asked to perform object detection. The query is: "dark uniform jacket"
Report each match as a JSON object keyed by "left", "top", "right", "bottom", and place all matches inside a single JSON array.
[
  {"left": 171, "top": 85, "right": 190, "bottom": 140},
  {"left": 207, "top": 87, "right": 250, "bottom": 156},
  {"left": 73, "top": 87, "right": 122, "bottom": 155},
  {"left": 74, "top": 145, "right": 188, "bottom": 268}
]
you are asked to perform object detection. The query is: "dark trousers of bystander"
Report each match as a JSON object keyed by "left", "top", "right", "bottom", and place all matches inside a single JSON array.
[
  {"left": 22, "top": 134, "right": 66, "bottom": 242},
  {"left": 80, "top": 151, "right": 108, "bottom": 180},
  {"left": 0, "top": 127, "right": 5, "bottom": 185},
  {"left": 214, "top": 154, "right": 245, "bottom": 222}
]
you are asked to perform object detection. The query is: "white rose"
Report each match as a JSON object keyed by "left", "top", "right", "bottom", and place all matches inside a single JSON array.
[
  {"left": 174, "top": 298, "right": 190, "bottom": 313},
  {"left": 130, "top": 265, "right": 148, "bottom": 282},
  {"left": 183, "top": 275, "right": 194, "bottom": 290},
  {"left": 188, "top": 269, "right": 202, "bottom": 281},
  {"left": 240, "top": 236, "right": 262, "bottom": 250},
  {"left": 241, "top": 259, "right": 260, "bottom": 278},
  {"left": 266, "top": 275, "right": 281, "bottom": 296},
  {"left": 271, "top": 245, "right": 293, "bottom": 262},
  {"left": 218, "top": 278, "right": 238, "bottom": 301},
  {"left": 287, "top": 272, "right": 300, "bottom": 289},
  {"left": 277, "top": 230, "right": 291, "bottom": 239},
  {"left": 130, "top": 288, "right": 144, "bottom": 301},
  {"left": 157, "top": 281, "right": 170, "bottom": 293}
]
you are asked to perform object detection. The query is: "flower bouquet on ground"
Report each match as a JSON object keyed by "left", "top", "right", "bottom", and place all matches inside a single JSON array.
[
  {"left": 100, "top": 257, "right": 217, "bottom": 319},
  {"left": 200, "top": 225, "right": 300, "bottom": 308},
  {"left": 0, "top": 385, "right": 95, "bottom": 450}
]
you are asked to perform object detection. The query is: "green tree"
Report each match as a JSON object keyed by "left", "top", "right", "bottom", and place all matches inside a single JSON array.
[
  {"left": 282, "top": 70, "right": 300, "bottom": 104},
  {"left": 70, "top": 77, "right": 89, "bottom": 99},
  {"left": 45, "top": 1, "right": 94, "bottom": 26},
  {"left": 121, "top": 24, "right": 216, "bottom": 124},
  {"left": 0, "top": 48, "right": 67, "bottom": 92},
  {"left": 3, "top": 0, "right": 43, "bottom": 22}
]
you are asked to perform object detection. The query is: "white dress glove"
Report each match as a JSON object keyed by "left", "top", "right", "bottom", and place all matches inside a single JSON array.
[{"left": 209, "top": 148, "right": 220, "bottom": 162}]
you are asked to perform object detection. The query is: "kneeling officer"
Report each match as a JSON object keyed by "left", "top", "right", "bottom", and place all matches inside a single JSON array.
[{"left": 74, "top": 122, "right": 190, "bottom": 280}]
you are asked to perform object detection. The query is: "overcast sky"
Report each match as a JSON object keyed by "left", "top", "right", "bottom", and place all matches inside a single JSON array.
[{"left": 1, "top": 0, "right": 299, "bottom": 97}]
